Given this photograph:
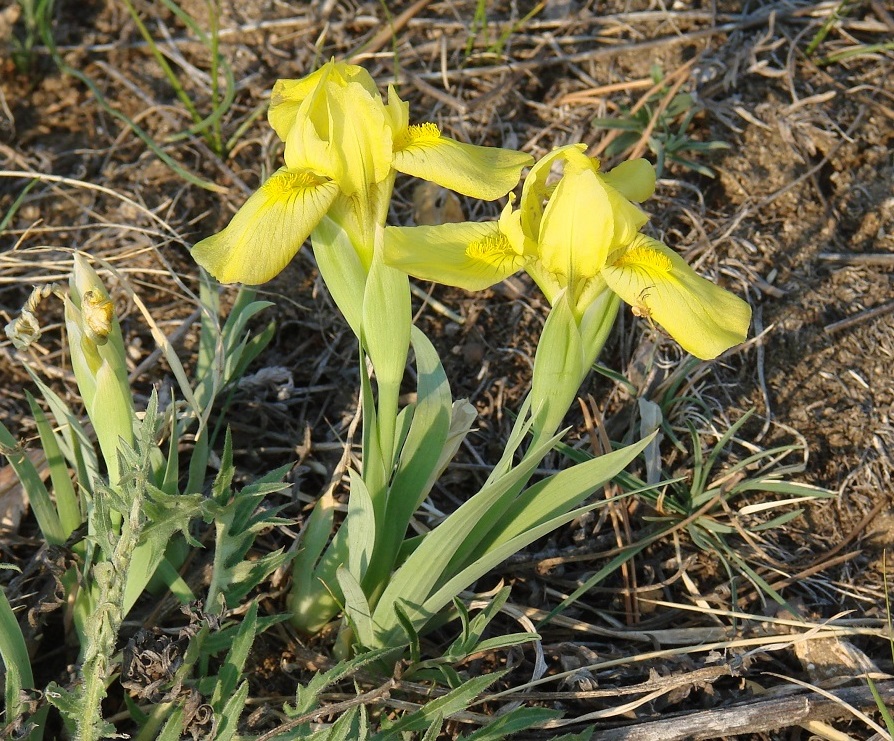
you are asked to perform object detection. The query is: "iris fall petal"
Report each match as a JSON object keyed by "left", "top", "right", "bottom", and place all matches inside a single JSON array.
[
  {"left": 384, "top": 221, "right": 525, "bottom": 291},
  {"left": 394, "top": 131, "right": 533, "bottom": 200},
  {"left": 192, "top": 167, "right": 339, "bottom": 285},
  {"left": 602, "top": 235, "right": 751, "bottom": 359}
]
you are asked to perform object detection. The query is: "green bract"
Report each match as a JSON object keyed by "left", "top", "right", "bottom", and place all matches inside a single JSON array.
[{"left": 193, "top": 60, "right": 533, "bottom": 284}]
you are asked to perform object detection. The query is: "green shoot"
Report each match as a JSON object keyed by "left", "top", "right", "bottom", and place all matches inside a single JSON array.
[
  {"left": 10, "top": 0, "right": 54, "bottom": 74},
  {"left": 805, "top": 0, "right": 851, "bottom": 57},
  {"left": 463, "top": 1, "right": 544, "bottom": 59},
  {"left": 37, "top": 4, "right": 230, "bottom": 189},
  {"left": 592, "top": 66, "right": 729, "bottom": 177}
]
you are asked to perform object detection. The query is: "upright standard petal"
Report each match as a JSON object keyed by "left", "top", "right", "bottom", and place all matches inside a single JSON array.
[
  {"left": 384, "top": 221, "right": 525, "bottom": 291},
  {"left": 193, "top": 167, "right": 339, "bottom": 285},
  {"left": 392, "top": 122, "right": 532, "bottom": 200},
  {"left": 602, "top": 235, "right": 751, "bottom": 359},
  {"left": 602, "top": 159, "right": 656, "bottom": 203},
  {"left": 537, "top": 166, "right": 614, "bottom": 285},
  {"left": 269, "top": 61, "right": 381, "bottom": 141},
  {"left": 519, "top": 144, "right": 587, "bottom": 239},
  {"left": 268, "top": 72, "right": 325, "bottom": 141},
  {"left": 284, "top": 71, "right": 392, "bottom": 198}
]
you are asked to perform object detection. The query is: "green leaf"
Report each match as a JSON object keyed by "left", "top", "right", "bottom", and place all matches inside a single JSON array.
[
  {"left": 473, "top": 632, "right": 541, "bottom": 654},
  {"left": 748, "top": 509, "right": 804, "bottom": 531},
  {"left": 530, "top": 294, "right": 584, "bottom": 442},
  {"left": 362, "top": 259, "right": 412, "bottom": 392},
  {"left": 446, "top": 587, "right": 511, "bottom": 657},
  {"left": 478, "top": 435, "right": 653, "bottom": 554},
  {"left": 317, "top": 706, "right": 363, "bottom": 741},
  {"left": 421, "top": 715, "right": 444, "bottom": 741},
  {"left": 337, "top": 566, "right": 375, "bottom": 648},
  {"left": 591, "top": 116, "right": 643, "bottom": 132},
  {"left": 460, "top": 707, "right": 563, "bottom": 740},
  {"left": 312, "top": 216, "right": 368, "bottom": 337},
  {"left": 389, "top": 326, "right": 453, "bottom": 517},
  {"left": 155, "top": 708, "right": 185, "bottom": 741},
  {"left": 291, "top": 492, "right": 336, "bottom": 580},
  {"left": 0, "top": 419, "right": 65, "bottom": 545},
  {"left": 395, "top": 602, "right": 421, "bottom": 664},
  {"left": 867, "top": 675, "right": 894, "bottom": 737},
  {"left": 215, "top": 681, "right": 249, "bottom": 741},
  {"left": 202, "top": 614, "right": 288, "bottom": 655},
  {"left": 361, "top": 257, "right": 412, "bottom": 473},
  {"left": 212, "top": 602, "right": 258, "bottom": 711},
  {"left": 370, "top": 430, "right": 563, "bottom": 645},
  {"left": 373, "top": 672, "right": 505, "bottom": 739},
  {"left": 424, "top": 498, "right": 625, "bottom": 626},
  {"left": 0, "top": 584, "right": 45, "bottom": 741},
  {"left": 158, "top": 402, "right": 181, "bottom": 497},
  {"left": 734, "top": 480, "right": 835, "bottom": 498},
  {"left": 286, "top": 646, "right": 401, "bottom": 716},
  {"left": 151, "top": 557, "right": 196, "bottom": 603},
  {"left": 203, "top": 452, "right": 292, "bottom": 609},
  {"left": 23, "top": 366, "right": 99, "bottom": 488},
  {"left": 291, "top": 524, "right": 350, "bottom": 635},
  {"left": 537, "top": 540, "right": 650, "bottom": 627},
  {"left": 28, "top": 393, "right": 82, "bottom": 536},
  {"left": 123, "top": 485, "right": 204, "bottom": 615},
  {"left": 225, "top": 548, "right": 293, "bottom": 606},
  {"left": 362, "top": 327, "right": 455, "bottom": 596},
  {"left": 346, "top": 471, "right": 376, "bottom": 581}
]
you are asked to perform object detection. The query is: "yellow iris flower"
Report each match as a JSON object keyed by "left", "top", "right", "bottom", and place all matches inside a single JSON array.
[
  {"left": 385, "top": 144, "right": 751, "bottom": 359},
  {"left": 192, "top": 60, "right": 532, "bottom": 285}
]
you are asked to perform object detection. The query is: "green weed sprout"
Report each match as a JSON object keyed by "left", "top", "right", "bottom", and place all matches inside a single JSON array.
[
  {"left": 464, "top": 0, "right": 544, "bottom": 59},
  {"left": 193, "top": 59, "right": 752, "bottom": 654},
  {"left": 592, "top": 65, "right": 730, "bottom": 178},
  {"left": 10, "top": 0, "right": 54, "bottom": 74},
  {"left": 805, "top": 0, "right": 894, "bottom": 65}
]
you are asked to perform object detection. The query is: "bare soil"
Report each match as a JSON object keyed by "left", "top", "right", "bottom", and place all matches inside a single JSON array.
[{"left": 1, "top": 0, "right": 893, "bottom": 738}]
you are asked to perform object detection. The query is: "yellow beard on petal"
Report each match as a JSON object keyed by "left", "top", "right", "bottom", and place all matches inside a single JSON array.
[
  {"left": 607, "top": 239, "right": 672, "bottom": 322},
  {"left": 466, "top": 232, "right": 525, "bottom": 272},
  {"left": 264, "top": 168, "right": 331, "bottom": 195},
  {"left": 395, "top": 122, "right": 442, "bottom": 151},
  {"left": 610, "top": 242, "right": 673, "bottom": 274}
]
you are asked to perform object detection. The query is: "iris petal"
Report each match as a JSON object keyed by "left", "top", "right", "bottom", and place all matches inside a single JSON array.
[
  {"left": 602, "top": 235, "right": 751, "bottom": 359},
  {"left": 603, "top": 183, "right": 650, "bottom": 250},
  {"left": 394, "top": 129, "right": 533, "bottom": 200},
  {"left": 519, "top": 144, "right": 587, "bottom": 238},
  {"left": 192, "top": 167, "right": 339, "bottom": 285},
  {"left": 603, "top": 159, "right": 656, "bottom": 203},
  {"left": 284, "top": 78, "right": 392, "bottom": 197},
  {"left": 538, "top": 167, "right": 613, "bottom": 282},
  {"left": 384, "top": 222, "right": 525, "bottom": 291},
  {"left": 268, "top": 62, "right": 381, "bottom": 141},
  {"left": 268, "top": 73, "right": 325, "bottom": 141}
]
